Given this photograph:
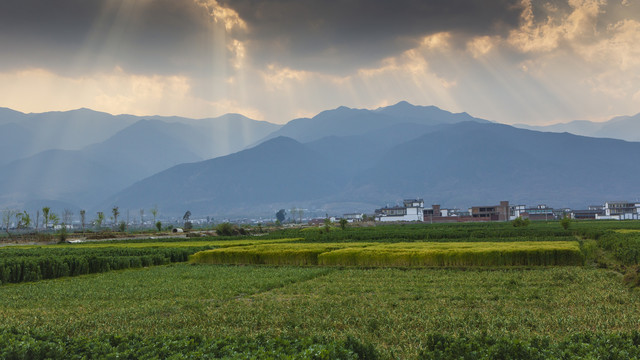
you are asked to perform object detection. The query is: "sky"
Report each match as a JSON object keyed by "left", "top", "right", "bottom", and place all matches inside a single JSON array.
[{"left": 1, "top": 0, "right": 639, "bottom": 125}]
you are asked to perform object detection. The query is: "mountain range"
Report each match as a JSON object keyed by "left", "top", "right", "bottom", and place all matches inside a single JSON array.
[
  {"left": 1, "top": 103, "right": 639, "bottom": 219},
  {"left": 515, "top": 113, "right": 640, "bottom": 142}
]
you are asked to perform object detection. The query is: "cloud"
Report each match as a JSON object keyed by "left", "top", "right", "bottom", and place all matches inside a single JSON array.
[
  {"left": 1, "top": 0, "right": 640, "bottom": 125},
  {"left": 216, "top": 0, "right": 525, "bottom": 73},
  {"left": 0, "top": 67, "right": 263, "bottom": 120},
  {"left": 0, "top": 0, "right": 227, "bottom": 76}
]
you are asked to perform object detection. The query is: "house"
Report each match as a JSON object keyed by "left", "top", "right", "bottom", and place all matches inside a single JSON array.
[
  {"left": 596, "top": 201, "right": 640, "bottom": 220},
  {"left": 375, "top": 199, "right": 424, "bottom": 222},
  {"left": 511, "top": 204, "right": 555, "bottom": 221},
  {"left": 571, "top": 209, "right": 603, "bottom": 220},
  {"left": 470, "top": 201, "right": 510, "bottom": 221},
  {"left": 343, "top": 213, "right": 364, "bottom": 222}
]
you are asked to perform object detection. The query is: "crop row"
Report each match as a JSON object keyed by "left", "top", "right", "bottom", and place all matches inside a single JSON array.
[
  {"left": 0, "top": 247, "right": 210, "bottom": 285},
  {"left": 0, "top": 329, "right": 376, "bottom": 360},
  {"left": 189, "top": 241, "right": 584, "bottom": 267},
  {"left": 3, "top": 328, "right": 640, "bottom": 360}
]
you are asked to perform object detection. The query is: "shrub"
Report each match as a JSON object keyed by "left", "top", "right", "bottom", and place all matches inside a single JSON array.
[{"left": 216, "top": 223, "right": 235, "bottom": 236}]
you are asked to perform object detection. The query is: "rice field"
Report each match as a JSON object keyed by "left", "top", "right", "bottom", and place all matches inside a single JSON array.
[
  {"left": 3, "top": 221, "right": 640, "bottom": 358},
  {"left": 190, "top": 241, "right": 584, "bottom": 267}
]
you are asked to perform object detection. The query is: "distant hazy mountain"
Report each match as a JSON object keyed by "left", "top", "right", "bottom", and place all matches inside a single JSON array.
[
  {"left": 515, "top": 113, "right": 640, "bottom": 142},
  {"left": 0, "top": 120, "right": 203, "bottom": 208},
  {"left": 0, "top": 107, "right": 281, "bottom": 163},
  {"left": 0, "top": 123, "right": 34, "bottom": 165},
  {"left": 102, "top": 121, "right": 640, "bottom": 217},
  {"left": 257, "top": 101, "right": 489, "bottom": 144},
  {"left": 100, "top": 136, "right": 340, "bottom": 215},
  {"left": 4, "top": 103, "right": 639, "bottom": 217}
]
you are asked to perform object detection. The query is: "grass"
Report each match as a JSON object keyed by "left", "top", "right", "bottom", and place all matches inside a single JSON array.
[{"left": 0, "top": 264, "right": 638, "bottom": 359}]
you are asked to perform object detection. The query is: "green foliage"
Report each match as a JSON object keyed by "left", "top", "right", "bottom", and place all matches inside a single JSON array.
[
  {"left": 512, "top": 217, "right": 530, "bottom": 227},
  {"left": 0, "top": 329, "right": 375, "bottom": 360},
  {"left": 216, "top": 222, "right": 235, "bottom": 236},
  {"left": 598, "top": 231, "right": 640, "bottom": 265},
  {"left": 118, "top": 221, "right": 126, "bottom": 233},
  {"left": 95, "top": 212, "right": 105, "bottom": 229},
  {"left": 2, "top": 264, "right": 640, "bottom": 358},
  {"left": 58, "top": 226, "right": 68, "bottom": 243},
  {"left": 0, "top": 246, "right": 216, "bottom": 285},
  {"left": 561, "top": 215, "right": 572, "bottom": 230},
  {"left": 276, "top": 209, "right": 286, "bottom": 223},
  {"left": 155, "top": 221, "right": 162, "bottom": 232},
  {"left": 340, "top": 218, "right": 348, "bottom": 230},
  {"left": 16, "top": 211, "right": 31, "bottom": 229},
  {"left": 417, "top": 332, "right": 640, "bottom": 360}
]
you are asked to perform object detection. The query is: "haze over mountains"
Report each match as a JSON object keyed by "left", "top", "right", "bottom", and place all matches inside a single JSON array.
[
  {"left": 1, "top": 102, "right": 639, "bottom": 218},
  {"left": 514, "top": 113, "right": 640, "bottom": 142}
]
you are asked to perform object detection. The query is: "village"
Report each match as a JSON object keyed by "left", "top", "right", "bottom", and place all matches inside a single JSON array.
[{"left": 342, "top": 199, "right": 640, "bottom": 223}]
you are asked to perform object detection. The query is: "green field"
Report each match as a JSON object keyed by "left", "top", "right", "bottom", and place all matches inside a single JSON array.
[{"left": 2, "top": 220, "right": 640, "bottom": 359}]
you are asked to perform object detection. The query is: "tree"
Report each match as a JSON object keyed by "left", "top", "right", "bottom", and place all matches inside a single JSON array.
[
  {"left": 183, "top": 210, "right": 192, "bottom": 230},
  {"left": 155, "top": 221, "right": 162, "bottom": 232},
  {"left": 35, "top": 210, "right": 40, "bottom": 232},
  {"left": 561, "top": 215, "right": 572, "bottom": 230},
  {"left": 49, "top": 213, "right": 60, "bottom": 227},
  {"left": 112, "top": 206, "right": 120, "bottom": 229},
  {"left": 276, "top": 209, "right": 286, "bottom": 223},
  {"left": 2, "top": 209, "right": 17, "bottom": 237},
  {"left": 79, "top": 210, "right": 86, "bottom": 234},
  {"left": 49, "top": 213, "right": 60, "bottom": 226},
  {"left": 216, "top": 222, "right": 234, "bottom": 236},
  {"left": 339, "top": 218, "right": 348, "bottom": 230},
  {"left": 323, "top": 218, "right": 331, "bottom": 233},
  {"left": 290, "top": 207, "right": 297, "bottom": 223},
  {"left": 63, "top": 209, "right": 73, "bottom": 229},
  {"left": 512, "top": 217, "right": 529, "bottom": 227},
  {"left": 16, "top": 211, "right": 31, "bottom": 229},
  {"left": 139, "top": 209, "right": 145, "bottom": 228},
  {"left": 95, "top": 212, "right": 105, "bottom": 229},
  {"left": 42, "top": 207, "right": 50, "bottom": 230},
  {"left": 151, "top": 205, "right": 158, "bottom": 226}
]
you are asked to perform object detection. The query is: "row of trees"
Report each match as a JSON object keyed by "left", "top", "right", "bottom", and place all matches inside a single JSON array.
[{"left": 1, "top": 205, "right": 162, "bottom": 236}]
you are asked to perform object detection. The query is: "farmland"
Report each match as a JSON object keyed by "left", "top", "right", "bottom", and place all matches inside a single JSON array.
[{"left": 2, "top": 220, "right": 640, "bottom": 359}]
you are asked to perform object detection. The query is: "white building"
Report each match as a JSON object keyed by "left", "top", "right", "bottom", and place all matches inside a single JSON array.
[
  {"left": 596, "top": 201, "right": 640, "bottom": 220},
  {"left": 375, "top": 199, "right": 424, "bottom": 222},
  {"left": 343, "top": 213, "right": 364, "bottom": 222}
]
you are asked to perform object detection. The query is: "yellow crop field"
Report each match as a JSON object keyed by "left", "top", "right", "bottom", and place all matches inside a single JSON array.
[
  {"left": 189, "top": 242, "right": 375, "bottom": 265},
  {"left": 318, "top": 241, "right": 583, "bottom": 267},
  {"left": 190, "top": 241, "right": 584, "bottom": 267}
]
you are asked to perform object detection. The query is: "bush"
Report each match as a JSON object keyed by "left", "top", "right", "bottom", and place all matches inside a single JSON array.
[
  {"left": 512, "top": 217, "right": 530, "bottom": 227},
  {"left": 216, "top": 223, "right": 235, "bottom": 236}
]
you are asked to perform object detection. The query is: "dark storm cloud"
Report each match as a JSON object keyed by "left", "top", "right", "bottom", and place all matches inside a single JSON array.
[
  {"left": 0, "top": 0, "right": 527, "bottom": 77},
  {"left": 218, "top": 0, "right": 525, "bottom": 72},
  {"left": 0, "top": 0, "right": 224, "bottom": 76}
]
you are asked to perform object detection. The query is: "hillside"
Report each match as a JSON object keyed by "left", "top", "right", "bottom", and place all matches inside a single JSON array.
[{"left": 102, "top": 121, "right": 640, "bottom": 217}]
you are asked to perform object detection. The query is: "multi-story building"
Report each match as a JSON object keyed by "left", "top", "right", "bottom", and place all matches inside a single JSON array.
[
  {"left": 375, "top": 199, "right": 424, "bottom": 222},
  {"left": 470, "top": 201, "right": 510, "bottom": 221},
  {"left": 596, "top": 201, "right": 640, "bottom": 220}
]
